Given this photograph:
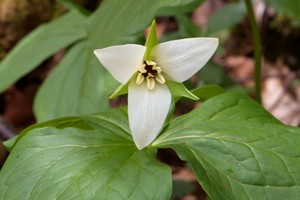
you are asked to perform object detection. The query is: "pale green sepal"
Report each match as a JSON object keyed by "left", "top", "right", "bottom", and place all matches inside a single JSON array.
[
  {"left": 144, "top": 20, "right": 158, "bottom": 60},
  {"left": 191, "top": 84, "right": 224, "bottom": 100},
  {"left": 109, "top": 72, "right": 141, "bottom": 98},
  {"left": 166, "top": 81, "right": 199, "bottom": 100},
  {"left": 109, "top": 83, "right": 129, "bottom": 99}
]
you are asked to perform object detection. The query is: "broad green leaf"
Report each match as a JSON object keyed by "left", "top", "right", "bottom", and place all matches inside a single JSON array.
[
  {"left": 87, "top": 0, "right": 197, "bottom": 47},
  {"left": 197, "top": 61, "right": 241, "bottom": 92},
  {"left": 176, "top": 14, "right": 202, "bottom": 37},
  {"left": 0, "top": 108, "right": 171, "bottom": 200},
  {"left": 35, "top": 0, "right": 195, "bottom": 122},
  {"left": 171, "top": 180, "right": 195, "bottom": 199},
  {"left": 4, "top": 116, "right": 95, "bottom": 151},
  {"left": 59, "top": 0, "right": 91, "bottom": 15},
  {"left": 154, "top": 92, "right": 300, "bottom": 199},
  {"left": 0, "top": 11, "right": 87, "bottom": 92},
  {"left": 191, "top": 84, "right": 224, "bottom": 100},
  {"left": 34, "top": 41, "right": 115, "bottom": 122},
  {"left": 157, "top": 0, "right": 204, "bottom": 16},
  {"left": 160, "top": 14, "right": 202, "bottom": 42},
  {"left": 206, "top": 1, "right": 246, "bottom": 34},
  {"left": 265, "top": 0, "right": 300, "bottom": 22},
  {"left": 197, "top": 61, "right": 226, "bottom": 85}
]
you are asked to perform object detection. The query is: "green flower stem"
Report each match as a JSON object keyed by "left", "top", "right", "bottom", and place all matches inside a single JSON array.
[{"left": 245, "top": 0, "right": 262, "bottom": 103}]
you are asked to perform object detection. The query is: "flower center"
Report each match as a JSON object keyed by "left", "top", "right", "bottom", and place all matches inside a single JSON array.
[{"left": 136, "top": 60, "right": 166, "bottom": 90}]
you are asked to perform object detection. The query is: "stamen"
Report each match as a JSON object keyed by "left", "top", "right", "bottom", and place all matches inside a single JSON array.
[
  {"left": 136, "top": 73, "right": 144, "bottom": 85},
  {"left": 155, "top": 73, "right": 165, "bottom": 84},
  {"left": 147, "top": 73, "right": 154, "bottom": 78},
  {"left": 138, "top": 64, "right": 147, "bottom": 73},
  {"left": 146, "top": 77, "right": 155, "bottom": 90},
  {"left": 145, "top": 60, "right": 156, "bottom": 66},
  {"left": 152, "top": 66, "right": 161, "bottom": 73}
]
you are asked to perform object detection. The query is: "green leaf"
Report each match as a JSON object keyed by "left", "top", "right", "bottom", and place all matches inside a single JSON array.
[
  {"left": 34, "top": 0, "right": 195, "bottom": 122},
  {"left": 34, "top": 41, "right": 116, "bottom": 122},
  {"left": 59, "top": 0, "right": 91, "bottom": 15},
  {"left": 166, "top": 81, "right": 199, "bottom": 100},
  {"left": 159, "top": 14, "right": 202, "bottom": 42},
  {"left": 171, "top": 180, "right": 194, "bottom": 199},
  {"left": 0, "top": 11, "right": 87, "bottom": 93},
  {"left": 144, "top": 20, "right": 158, "bottom": 60},
  {"left": 191, "top": 84, "right": 224, "bottom": 100},
  {"left": 265, "top": 0, "right": 300, "bottom": 22},
  {"left": 0, "top": 108, "right": 172, "bottom": 200},
  {"left": 206, "top": 1, "right": 246, "bottom": 34},
  {"left": 5, "top": 116, "right": 94, "bottom": 151},
  {"left": 87, "top": 0, "right": 196, "bottom": 48},
  {"left": 157, "top": 0, "right": 204, "bottom": 16},
  {"left": 176, "top": 14, "right": 202, "bottom": 37},
  {"left": 197, "top": 61, "right": 227, "bottom": 85},
  {"left": 154, "top": 92, "right": 300, "bottom": 199}
]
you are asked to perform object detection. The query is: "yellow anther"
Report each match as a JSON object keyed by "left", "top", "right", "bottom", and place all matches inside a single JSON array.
[
  {"left": 152, "top": 66, "right": 162, "bottom": 73},
  {"left": 147, "top": 73, "right": 154, "bottom": 78},
  {"left": 145, "top": 60, "right": 156, "bottom": 66},
  {"left": 146, "top": 77, "right": 155, "bottom": 90},
  {"left": 136, "top": 73, "right": 145, "bottom": 85},
  {"left": 138, "top": 64, "right": 147, "bottom": 73},
  {"left": 155, "top": 73, "right": 165, "bottom": 84}
]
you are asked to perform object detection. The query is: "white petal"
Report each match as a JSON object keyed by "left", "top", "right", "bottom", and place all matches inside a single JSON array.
[
  {"left": 153, "top": 38, "right": 218, "bottom": 82},
  {"left": 94, "top": 44, "right": 146, "bottom": 84},
  {"left": 128, "top": 81, "right": 171, "bottom": 150}
]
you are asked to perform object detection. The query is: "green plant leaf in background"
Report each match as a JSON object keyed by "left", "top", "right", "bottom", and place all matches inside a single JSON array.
[
  {"left": 176, "top": 14, "right": 202, "bottom": 37},
  {"left": 197, "top": 61, "right": 244, "bottom": 94},
  {"left": 0, "top": 108, "right": 171, "bottom": 200},
  {"left": 157, "top": 0, "right": 204, "bottom": 16},
  {"left": 0, "top": 10, "right": 87, "bottom": 93},
  {"left": 206, "top": 1, "right": 246, "bottom": 34},
  {"left": 154, "top": 92, "right": 300, "bottom": 200},
  {"left": 265, "top": 0, "right": 300, "bottom": 22},
  {"left": 191, "top": 84, "right": 224, "bottom": 100},
  {"left": 171, "top": 180, "right": 195, "bottom": 199},
  {"left": 59, "top": 0, "right": 91, "bottom": 15},
  {"left": 159, "top": 13, "right": 202, "bottom": 42},
  {"left": 197, "top": 61, "right": 226, "bottom": 85}
]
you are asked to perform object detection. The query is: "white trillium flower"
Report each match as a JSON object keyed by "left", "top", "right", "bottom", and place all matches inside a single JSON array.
[{"left": 94, "top": 37, "right": 218, "bottom": 150}]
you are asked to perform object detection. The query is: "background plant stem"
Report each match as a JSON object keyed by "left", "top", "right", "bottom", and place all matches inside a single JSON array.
[{"left": 245, "top": 0, "right": 262, "bottom": 103}]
